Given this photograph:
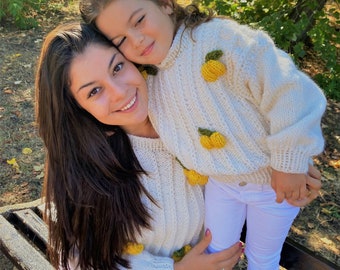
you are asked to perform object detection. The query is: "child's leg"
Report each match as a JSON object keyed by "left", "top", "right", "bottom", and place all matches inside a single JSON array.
[
  {"left": 204, "top": 178, "right": 246, "bottom": 253},
  {"left": 245, "top": 184, "right": 299, "bottom": 270}
]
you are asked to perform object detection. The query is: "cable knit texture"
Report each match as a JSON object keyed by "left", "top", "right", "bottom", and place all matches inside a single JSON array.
[
  {"left": 121, "top": 135, "right": 204, "bottom": 269},
  {"left": 66, "top": 136, "right": 204, "bottom": 270},
  {"left": 147, "top": 18, "right": 326, "bottom": 184}
]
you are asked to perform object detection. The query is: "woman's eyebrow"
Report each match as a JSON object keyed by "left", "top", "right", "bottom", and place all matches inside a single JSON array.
[{"left": 77, "top": 52, "right": 118, "bottom": 92}]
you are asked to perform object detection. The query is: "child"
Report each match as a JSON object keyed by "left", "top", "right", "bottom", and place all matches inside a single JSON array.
[
  {"left": 35, "top": 22, "right": 243, "bottom": 269},
  {"left": 79, "top": 1, "right": 326, "bottom": 269}
]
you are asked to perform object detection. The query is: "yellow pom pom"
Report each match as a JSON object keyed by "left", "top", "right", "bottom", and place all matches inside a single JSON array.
[
  {"left": 200, "top": 135, "right": 214, "bottom": 149},
  {"left": 201, "top": 60, "right": 226, "bottom": 82},
  {"left": 210, "top": 132, "right": 227, "bottom": 148},
  {"left": 184, "top": 169, "right": 208, "bottom": 185},
  {"left": 124, "top": 242, "right": 144, "bottom": 255}
]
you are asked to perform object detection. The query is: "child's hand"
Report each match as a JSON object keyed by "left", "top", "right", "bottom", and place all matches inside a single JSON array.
[
  {"left": 286, "top": 164, "right": 322, "bottom": 207},
  {"left": 271, "top": 169, "right": 308, "bottom": 204},
  {"left": 174, "top": 229, "right": 242, "bottom": 270}
]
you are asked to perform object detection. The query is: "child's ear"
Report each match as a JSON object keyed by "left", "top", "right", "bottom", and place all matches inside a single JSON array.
[{"left": 162, "top": 4, "right": 174, "bottom": 15}]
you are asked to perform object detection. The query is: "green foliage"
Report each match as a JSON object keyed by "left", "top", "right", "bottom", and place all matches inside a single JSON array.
[
  {"left": 198, "top": 0, "right": 339, "bottom": 100},
  {"left": 0, "top": 0, "right": 48, "bottom": 29}
]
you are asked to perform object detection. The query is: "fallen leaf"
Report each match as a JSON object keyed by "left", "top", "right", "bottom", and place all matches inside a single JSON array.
[
  {"left": 36, "top": 171, "right": 45, "bottom": 179},
  {"left": 33, "top": 164, "right": 44, "bottom": 171},
  {"left": 3, "top": 89, "right": 13, "bottom": 94},
  {"left": 329, "top": 159, "right": 340, "bottom": 168},
  {"left": 320, "top": 237, "right": 333, "bottom": 245},
  {"left": 22, "top": 148, "right": 33, "bottom": 155}
]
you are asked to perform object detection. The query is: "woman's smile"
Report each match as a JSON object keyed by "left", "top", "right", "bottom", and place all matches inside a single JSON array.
[{"left": 119, "top": 93, "right": 137, "bottom": 112}]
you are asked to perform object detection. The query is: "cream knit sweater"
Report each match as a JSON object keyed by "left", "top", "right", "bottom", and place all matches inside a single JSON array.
[
  {"left": 67, "top": 136, "right": 204, "bottom": 270},
  {"left": 147, "top": 18, "right": 326, "bottom": 185},
  {"left": 122, "top": 135, "right": 204, "bottom": 269}
]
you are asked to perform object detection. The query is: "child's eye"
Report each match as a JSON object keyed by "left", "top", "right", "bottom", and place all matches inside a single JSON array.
[
  {"left": 112, "top": 62, "right": 124, "bottom": 75},
  {"left": 135, "top": 15, "right": 145, "bottom": 26},
  {"left": 88, "top": 87, "right": 101, "bottom": 98}
]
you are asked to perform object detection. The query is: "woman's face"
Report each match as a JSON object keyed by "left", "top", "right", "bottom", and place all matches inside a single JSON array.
[{"left": 69, "top": 43, "right": 149, "bottom": 134}]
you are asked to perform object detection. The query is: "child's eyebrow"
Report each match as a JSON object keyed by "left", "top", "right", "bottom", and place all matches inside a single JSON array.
[
  {"left": 111, "top": 8, "right": 143, "bottom": 42},
  {"left": 128, "top": 8, "right": 143, "bottom": 23}
]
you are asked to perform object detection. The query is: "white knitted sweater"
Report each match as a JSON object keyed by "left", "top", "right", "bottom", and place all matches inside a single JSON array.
[
  {"left": 147, "top": 18, "right": 326, "bottom": 185},
  {"left": 67, "top": 136, "right": 204, "bottom": 270},
  {"left": 123, "top": 135, "right": 204, "bottom": 269}
]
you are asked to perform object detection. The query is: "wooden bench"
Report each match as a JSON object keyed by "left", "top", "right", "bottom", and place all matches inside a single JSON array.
[
  {"left": 0, "top": 199, "right": 338, "bottom": 270},
  {"left": 0, "top": 199, "right": 52, "bottom": 270}
]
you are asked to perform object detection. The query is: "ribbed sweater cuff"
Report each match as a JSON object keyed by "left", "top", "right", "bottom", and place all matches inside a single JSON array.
[{"left": 271, "top": 150, "right": 310, "bottom": 173}]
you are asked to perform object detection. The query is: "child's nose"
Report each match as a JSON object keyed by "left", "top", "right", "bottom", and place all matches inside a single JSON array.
[{"left": 131, "top": 32, "right": 145, "bottom": 48}]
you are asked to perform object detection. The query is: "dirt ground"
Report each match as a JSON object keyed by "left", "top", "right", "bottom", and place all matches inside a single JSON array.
[{"left": 0, "top": 2, "right": 339, "bottom": 269}]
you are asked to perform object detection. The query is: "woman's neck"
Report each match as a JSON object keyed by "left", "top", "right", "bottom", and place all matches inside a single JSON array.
[{"left": 123, "top": 117, "right": 159, "bottom": 138}]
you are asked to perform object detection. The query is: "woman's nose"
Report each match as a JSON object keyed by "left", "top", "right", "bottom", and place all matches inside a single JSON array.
[{"left": 107, "top": 81, "right": 126, "bottom": 102}]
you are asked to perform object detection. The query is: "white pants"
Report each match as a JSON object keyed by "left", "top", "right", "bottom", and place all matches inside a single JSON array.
[{"left": 205, "top": 178, "right": 299, "bottom": 270}]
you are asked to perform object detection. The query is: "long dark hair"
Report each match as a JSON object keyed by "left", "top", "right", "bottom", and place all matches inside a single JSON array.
[
  {"left": 79, "top": 0, "right": 213, "bottom": 34},
  {"left": 35, "top": 22, "right": 154, "bottom": 269}
]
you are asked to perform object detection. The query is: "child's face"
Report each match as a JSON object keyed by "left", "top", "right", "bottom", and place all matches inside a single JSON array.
[
  {"left": 95, "top": 0, "right": 175, "bottom": 65},
  {"left": 69, "top": 43, "right": 149, "bottom": 135}
]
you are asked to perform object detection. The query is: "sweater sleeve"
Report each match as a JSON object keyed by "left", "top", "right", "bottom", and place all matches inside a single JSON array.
[{"left": 237, "top": 29, "right": 326, "bottom": 173}]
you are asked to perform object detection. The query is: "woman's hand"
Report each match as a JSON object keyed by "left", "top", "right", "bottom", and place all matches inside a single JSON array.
[{"left": 174, "top": 229, "right": 242, "bottom": 270}]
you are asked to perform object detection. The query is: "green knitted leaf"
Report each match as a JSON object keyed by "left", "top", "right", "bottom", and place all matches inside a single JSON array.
[
  {"left": 173, "top": 246, "right": 186, "bottom": 258},
  {"left": 138, "top": 64, "right": 158, "bottom": 75},
  {"left": 205, "top": 50, "right": 223, "bottom": 62},
  {"left": 144, "top": 65, "right": 158, "bottom": 75},
  {"left": 198, "top": 127, "right": 214, "bottom": 136}
]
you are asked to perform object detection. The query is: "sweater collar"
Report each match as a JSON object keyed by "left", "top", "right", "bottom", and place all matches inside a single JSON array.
[{"left": 156, "top": 24, "right": 188, "bottom": 70}]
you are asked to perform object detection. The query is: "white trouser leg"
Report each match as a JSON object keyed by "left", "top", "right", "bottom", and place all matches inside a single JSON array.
[
  {"left": 204, "top": 178, "right": 299, "bottom": 270},
  {"left": 204, "top": 178, "right": 246, "bottom": 253},
  {"left": 245, "top": 184, "right": 299, "bottom": 270}
]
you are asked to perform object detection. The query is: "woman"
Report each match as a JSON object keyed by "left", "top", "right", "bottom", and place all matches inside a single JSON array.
[{"left": 35, "top": 22, "right": 243, "bottom": 270}]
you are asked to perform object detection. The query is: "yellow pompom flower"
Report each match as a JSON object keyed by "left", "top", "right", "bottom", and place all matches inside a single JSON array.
[
  {"left": 172, "top": 245, "right": 192, "bottom": 262},
  {"left": 201, "top": 50, "right": 226, "bottom": 82},
  {"left": 124, "top": 242, "right": 144, "bottom": 255},
  {"left": 210, "top": 132, "right": 227, "bottom": 148},
  {"left": 176, "top": 158, "right": 208, "bottom": 185},
  {"left": 183, "top": 169, "right": 209, "bottom": 185},
  {"left": 201, "top": 60, "right": 226, "bottom": 82},
  {"left": 199, "top": 135, "right": 214, "bottom": 149},
  {"left": 198, "top": 128, "right": 227, "bottom": 149}
]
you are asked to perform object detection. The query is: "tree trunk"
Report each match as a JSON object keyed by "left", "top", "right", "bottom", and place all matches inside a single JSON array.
[{"left": 289, "top": 0, "right": 327, "bottom": 46}]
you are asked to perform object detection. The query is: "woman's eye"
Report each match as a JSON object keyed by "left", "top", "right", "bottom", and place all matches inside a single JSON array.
[
  {"left": 113, "top": 62, "right": 124, "bottom": 75},
  {"left": 88, "top": 87, "right": 100, "bottom": 98}
]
